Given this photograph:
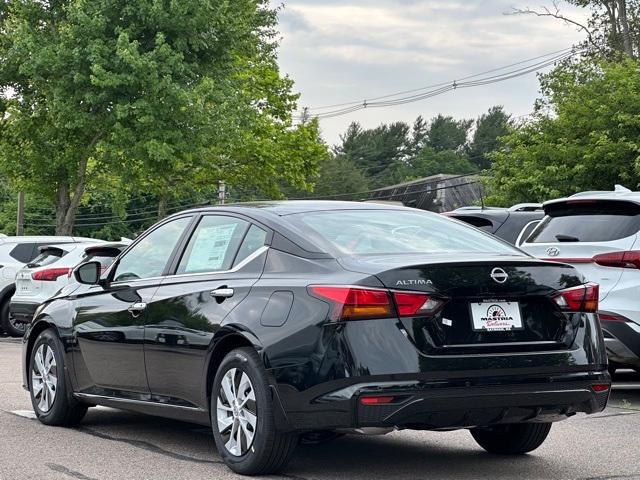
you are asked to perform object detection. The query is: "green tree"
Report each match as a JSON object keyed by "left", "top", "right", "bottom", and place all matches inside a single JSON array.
[
  {"left": 297, "top": 155, "right": 369, "bottom": 199},
  {"left": 0, "top": 0, "right": 325, "bottom": 234},
  {"left": 425, "top": 115, "right": 472, "bottom": 152},
  {"left": 335, "top": 121, "right": 411, "bottom": 182},
  {"left": 485, "top": 59, "right": 640, "bottom": 206},
  {"left": 466, "top": 106, "right": 512, "bottom": 170}
]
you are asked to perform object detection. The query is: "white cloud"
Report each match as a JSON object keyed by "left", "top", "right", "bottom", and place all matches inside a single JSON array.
[{"left": 275, "top": 1, "right": 590, "bottom": 143}]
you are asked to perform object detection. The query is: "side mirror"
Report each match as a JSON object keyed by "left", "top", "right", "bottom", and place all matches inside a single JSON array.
[{"left": 74, "top": 261, "right": 102, "bottom": 285}]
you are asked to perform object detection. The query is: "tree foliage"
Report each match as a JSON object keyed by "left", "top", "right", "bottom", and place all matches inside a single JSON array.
[
  {"left": 0, "top": 0, "right": 326, "bottom": 235},
  {"left": 466, "top": 106, "right": 512, "bottom": 170},
  {"left": 485, "top": 59, "right": 640, "bottom": 206},
  {"left": 316, "top": 108, "right": 506, "bottom": 194}
]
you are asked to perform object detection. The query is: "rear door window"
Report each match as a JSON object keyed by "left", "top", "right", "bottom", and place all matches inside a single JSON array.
[
  {"left": 527, "top": 201, "right": 640, "bottom": 244},
  {"left": 233, "top": 225, "right": 268, "bottom": 267},
  {"left": 177, "top": 216, "right": 250, "bottom": 274}
]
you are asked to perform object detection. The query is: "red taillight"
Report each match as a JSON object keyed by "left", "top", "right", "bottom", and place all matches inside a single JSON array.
[
  {"left": 309, "top": 286, "right": 393, "bottom": 321},
  {"left": 553, "top": 283, "right": 599, "bottom": 312},
  {"left": 32, "top": 267, "right": 71, "bottom": 282},
  {"left": 593, "top": 251, "right": 640, "bottom": 269},
  {"left": 591, "top": 384, "right": 610, "bottom": 393},
  {"left": 360, "top": 396, "right": 395, "bottom": 405},
  {"left": 392, "top": 291, "right": 445, "bottom": 317}
]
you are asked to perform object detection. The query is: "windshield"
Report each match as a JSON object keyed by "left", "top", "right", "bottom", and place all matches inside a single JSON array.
[{"left": 288, "top": 209, "right": 522, "bottom": 256}]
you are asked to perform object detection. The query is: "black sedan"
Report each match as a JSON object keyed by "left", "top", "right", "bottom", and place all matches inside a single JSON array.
[{"left": 21, "top": 201, "right": 610, "bottom": 475}]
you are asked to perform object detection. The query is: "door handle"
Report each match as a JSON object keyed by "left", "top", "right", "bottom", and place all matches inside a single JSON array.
[
  {"left": 211, "top": 288, "right": 234, "bottom": 299},
  {"left": 127, "top": 302, "right": 147, "bottom": 317}
]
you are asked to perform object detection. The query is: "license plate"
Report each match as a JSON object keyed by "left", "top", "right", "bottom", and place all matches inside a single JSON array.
[
  {"left": 16, "top": 273, "right": 34, "bottom": 294},
  {"left": 470, "top": 300, "right": 523, "bottom": 332}
]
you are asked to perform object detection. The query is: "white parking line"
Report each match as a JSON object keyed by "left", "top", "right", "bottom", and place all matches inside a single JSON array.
[{"left": 11, "top": 410, "right": 36, "bottom": 419}]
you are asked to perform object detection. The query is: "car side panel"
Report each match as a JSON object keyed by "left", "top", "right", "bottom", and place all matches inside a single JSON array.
[{"left": 143, "top": 252, "right": 267, "bottom": 408}]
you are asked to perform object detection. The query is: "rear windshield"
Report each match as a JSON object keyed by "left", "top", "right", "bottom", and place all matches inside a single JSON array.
[
  {"left": 28, "top": 249, "right": 67, "bottom": 268},
  {"left": 287, "top": 209, "right": 521, "bottom": 256},
  {"left": 527, "top": 201, "right": 640, "bottom": 244}
]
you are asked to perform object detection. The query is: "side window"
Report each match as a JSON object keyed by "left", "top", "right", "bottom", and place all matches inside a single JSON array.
[
  {"left": 113, "top": 217, "right": 192, "bottom": 282},
  {"left": 9, "top": 243, "right": 37, "bottom": 263},
  {"left": 177, "top": 216, "right": 249, "bottom": 274},
  {"left": 234, "top": 225, "right": 268, "bottom": 267}
]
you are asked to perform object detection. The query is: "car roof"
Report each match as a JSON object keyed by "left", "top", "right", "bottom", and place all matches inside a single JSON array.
[
  {"left": 545, "top": 185, "right": 640, "bottom": 208},
  {"left": 0, "top": 235, "right": 102, "bottom": 245},
  {"left": 179, "top": 200, "right": 413, "bottom": 217}
]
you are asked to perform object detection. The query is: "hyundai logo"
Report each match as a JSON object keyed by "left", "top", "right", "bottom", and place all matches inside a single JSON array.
[
  {"left": 546, "top": 247, "right": 560, "bottom": 257},
  {"left": 490, "top": 267, "right": 509, "bottom": 284}
]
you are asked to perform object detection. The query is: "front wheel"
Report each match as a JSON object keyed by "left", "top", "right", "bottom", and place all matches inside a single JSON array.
[
  {"left": 29, "top": 328, "right": 88, "bottom": 426},
  {"left": 470, "top": 423, "right": 552, "bottom": 455},
  {"left": 211, "top": 347, "right": 297, "bottom": 476}
]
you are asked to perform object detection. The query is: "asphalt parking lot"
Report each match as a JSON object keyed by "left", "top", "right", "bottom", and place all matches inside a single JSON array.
[{"left": 1, "top": 337, "right": 639, "bottom": 480}]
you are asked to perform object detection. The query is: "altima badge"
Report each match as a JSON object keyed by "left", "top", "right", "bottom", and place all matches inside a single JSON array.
[{"left": 490, "top": 267, "right": 509, "bottom": 284}]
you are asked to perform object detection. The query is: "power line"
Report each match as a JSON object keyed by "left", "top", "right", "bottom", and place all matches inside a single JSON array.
[
  {"left": 306, "top": 47, "right": 575, "bottom": 112},
  {"left": 296, "top": 48, "right": 581, "bottom": 121}
]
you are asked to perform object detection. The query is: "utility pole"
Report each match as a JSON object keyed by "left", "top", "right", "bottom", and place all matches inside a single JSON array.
[
  {"left": 218, "top": 181, "right": 227, "bottom": 205},
  {"left": 16, "top": 191, "right": 25, "bottom": 236}
]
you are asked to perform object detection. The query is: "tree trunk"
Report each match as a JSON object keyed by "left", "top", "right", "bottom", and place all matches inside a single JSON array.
[
  {"left": 158, "top": 194, "right": 168, "bottom": 219},
  {"left": 617, "top": 0, "right": 635, "bottom": 57},
  {"left": 55, "top": 176, "right": 73, "bottom": 235},
  {"left": 54, "top": 133, "right": 101, "bottom": 235}
]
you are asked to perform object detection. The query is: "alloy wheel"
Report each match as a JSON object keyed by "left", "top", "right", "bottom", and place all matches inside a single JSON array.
[
  {"left": 31, "top": 344, "right": 57, "bottom": 412},
  {"left": 9, "top": 317, "right": 26, "bottom": 335},
  {"left": 216, "top": 368, "right": 257, "bottom": 456}
]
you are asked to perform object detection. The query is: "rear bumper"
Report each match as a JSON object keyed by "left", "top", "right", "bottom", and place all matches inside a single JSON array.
[
  {"left": 272, "top": 371, "right": 611, "bottom": 432},
  {"left": 9, "top": 301, "right": 39, "bottom": 325}
]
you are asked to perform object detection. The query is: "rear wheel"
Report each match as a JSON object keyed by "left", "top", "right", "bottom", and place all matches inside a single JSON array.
[
  {"left": 29, "top": 328, "right": 88, "bottom": 426},
  {"left": 1, "top": 299, "right": 25, "bottom": 337},
  {"left": 471, "top": 423, "right": 552, "bottom": 455},
  {"left": 211, "top": 347, "right": 297, "bottom": 475}
]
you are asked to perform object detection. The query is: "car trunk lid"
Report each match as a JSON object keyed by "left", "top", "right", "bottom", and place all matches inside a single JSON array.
[{"left": 340, "top": 254, "right": 585, "bottom": 355}]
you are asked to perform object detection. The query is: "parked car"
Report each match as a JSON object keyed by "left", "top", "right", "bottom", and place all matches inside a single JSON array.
[
  {"left": 444, "top": 204, "right": 544, "bottom": 245},
  {"left": 22, "top": 201, "right": 609, "bottom": 476},
  {"left": 0, "top": 236, "right": 99, "bottom": 336},
  {"left": 9, "top": 241, "right": 130, "bottom": 336},
  {"left": 520, "top": 186, "right": 640, "bottom": 373}
]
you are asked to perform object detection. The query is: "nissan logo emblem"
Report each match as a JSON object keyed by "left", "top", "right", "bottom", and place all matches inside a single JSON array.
[
  {"left": 546, "top": 247, "right": 560, "bottom": 257},
  {"left": 490, "top": 267, "right": 509, "bottom": 284}
]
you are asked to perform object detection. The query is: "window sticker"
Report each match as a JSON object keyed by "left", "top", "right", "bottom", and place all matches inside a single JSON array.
[{"left": 185, "top": 223, "right": 238, "bottom": 271}]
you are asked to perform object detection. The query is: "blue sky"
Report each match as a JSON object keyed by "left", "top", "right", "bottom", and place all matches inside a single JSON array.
[{"left": 274, "top": 1, "right": 587, "bottom": 144}]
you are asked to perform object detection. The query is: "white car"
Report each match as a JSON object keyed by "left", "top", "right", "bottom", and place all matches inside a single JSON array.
[
  {"left": 0, "top": 236, "right": 99, "bottom": 336},
  {"left": 8, "top": 241, "right": 128, "bottom": 337},
  {"left": 520, "top": 186, "right": 640, "bottom": 373}
]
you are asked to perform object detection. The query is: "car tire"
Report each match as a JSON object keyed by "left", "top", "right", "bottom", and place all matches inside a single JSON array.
[
  {"left": 1, "top": 299, "right": 25, "bottom": 338},
  {"left": 211, "top": 347, "right": 297, "bottom": 476},
  {"left": 470, "top": 423, "right": 552, "bottom": 455},
  {"left": 28, "top": 328, "right": 88, "bottom": 426}
]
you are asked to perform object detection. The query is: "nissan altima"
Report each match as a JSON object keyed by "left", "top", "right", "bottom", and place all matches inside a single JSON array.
[{"left": 21, "top": 201, "right": 610, "bottom": 475}]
